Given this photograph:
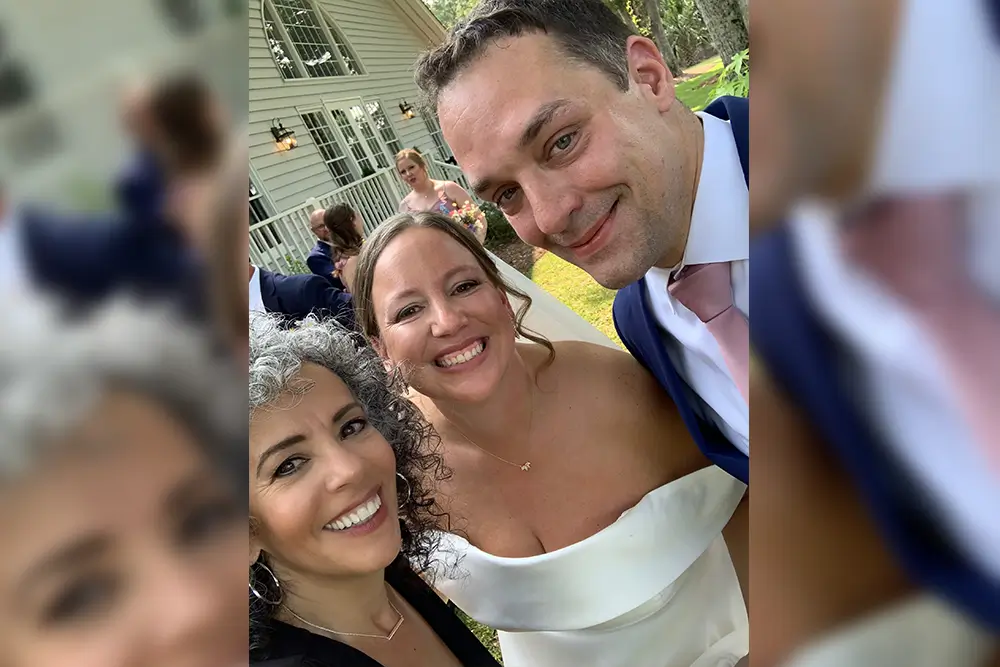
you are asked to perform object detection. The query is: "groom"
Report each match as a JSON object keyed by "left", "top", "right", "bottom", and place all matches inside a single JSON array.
[{"left": 415, "top": 0, "right": 749, "bottom": 484}]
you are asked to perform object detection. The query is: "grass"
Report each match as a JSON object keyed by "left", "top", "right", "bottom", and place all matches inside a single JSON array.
[
  {"left": 675, "top": 57, "right": 726, "bottom": 112},
  {"left": 531, "top": 252, "right": 623, "bottom": 348},
  {"left": 455, "top": 607, "right": 504, "bottom": 663}
]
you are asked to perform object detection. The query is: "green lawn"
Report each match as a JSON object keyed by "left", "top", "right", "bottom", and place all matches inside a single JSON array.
[
  {"left": 675, "top": 58, "right": 725, "bottom": 112},
  {"left": 531, "top": 252, "right": 623, "bottom": 348}
]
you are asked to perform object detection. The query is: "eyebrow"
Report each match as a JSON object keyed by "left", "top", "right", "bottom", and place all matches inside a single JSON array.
[
  {"left": 383, "top": 265, "right": 478, "bottom": 314},
  {"left": 17, "top": 534, "right": 111, "bottom": 597},
  {"left": 255, "top": 401, "right": 361, "bottom": 478},
  {"left": 470, "top": 99, "right": 575, "bottom": 198}
]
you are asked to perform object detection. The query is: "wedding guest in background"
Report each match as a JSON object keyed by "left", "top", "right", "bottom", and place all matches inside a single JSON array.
[
  {"left": 249, "top": 313, "right": 500, "bottom": 667},
  {"left": 750, "top": 0, "right": 1000, "bottom": 664},
  {"left": 322, "top": 202, "right": 365, "bottom": 293},
  {"left": 0, "top": 294, "right": 246, "bottom": 667},
  {"left": 395, "top": 148, "right": 487, "bottom": 244},
  {"left": 353, "top": 211, "right": 748, "bottom": 667},
  {"left": 249, "top": 260, "right": 355, "bottom": 331},
  {"left": 414, "top": 0, "right": 749, "bottom": 484},
  {"left": 306, "top": 207, "right": 346, "bottom": 289}
]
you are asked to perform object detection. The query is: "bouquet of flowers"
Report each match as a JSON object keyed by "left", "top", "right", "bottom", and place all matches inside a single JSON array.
[{"left": 449, "top": 200, "right": 486, "bottom": 239}]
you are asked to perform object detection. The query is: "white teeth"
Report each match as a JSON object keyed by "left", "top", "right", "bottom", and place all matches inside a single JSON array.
[
  {"left": 437, "top": 340, "right": 485, "bottom": 368},
  {"left": 326, "top": 493, "right": 382, "bottom": 531}
]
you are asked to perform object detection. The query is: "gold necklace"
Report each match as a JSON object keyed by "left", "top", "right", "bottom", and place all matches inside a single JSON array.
[
  {"left": 443, "top": 390, "right": 536, "bottom": 472},
  {"left": 282, "top": 593, "right": 404, "bottom": 641}
]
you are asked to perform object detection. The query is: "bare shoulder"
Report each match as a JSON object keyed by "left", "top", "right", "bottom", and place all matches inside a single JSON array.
[{"left": 544, "top": 341, "right": 668, "bottom": 409}]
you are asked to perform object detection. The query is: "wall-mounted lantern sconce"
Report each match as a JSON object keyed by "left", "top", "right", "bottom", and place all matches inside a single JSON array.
[
  {"left": 270, "top": 119, "right": 297, "bottom": 152},
  {"left": 399, "top": 100, "right": 415, "bottom": 120}
]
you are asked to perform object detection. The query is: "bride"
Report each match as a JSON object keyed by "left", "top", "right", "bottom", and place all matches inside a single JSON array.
[{"left": 352, "top": 211, "right": 749, "bottom": 667}]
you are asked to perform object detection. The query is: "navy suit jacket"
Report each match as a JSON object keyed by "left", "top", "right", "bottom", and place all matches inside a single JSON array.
[
  {"left": 751, "top": 227, "right": 1000, "bottom": 630},
  {"left": 612, "top": 96, "right": 749, "bottom": 484},
  {"left": 116, "top": 149, "right": 167, "bottom": 227},
  {"left": 259, "top": 268, "right": 356, "bottom": 331},
  {"left": 20, "top": 206, "right": 203, "bottom": 317},
  {"left": 306, "top": 240, "right": 346, "bottom": 290}
]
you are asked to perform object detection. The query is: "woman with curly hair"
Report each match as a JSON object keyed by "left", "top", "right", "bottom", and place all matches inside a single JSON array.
[
  {"left": 248, "top": 313, "right": 501, "bottom": 667},
  {"left": 0, "top": 293, "right": 246, "bottom": 667}
]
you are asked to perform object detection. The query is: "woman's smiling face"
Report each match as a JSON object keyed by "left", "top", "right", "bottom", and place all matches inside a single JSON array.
[
  {"left": 0, "top": 391, "right": 246, "bottom": 667},
  {"left": 369, "top": 226, "right": 516, "bottom": 403},
  {"left": 249, "top": 363, "right": 401, "bottom": 580}
]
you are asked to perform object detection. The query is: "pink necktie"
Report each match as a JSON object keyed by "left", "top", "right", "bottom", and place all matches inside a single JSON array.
[
  {"left": 844, "top": 194, "right": 1000, "bottom": 472},
  {"left": 668, "top": 262, "right": 749, "bottom": 404}
]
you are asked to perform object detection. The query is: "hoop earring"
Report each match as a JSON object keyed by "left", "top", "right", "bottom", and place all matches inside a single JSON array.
[
  {"left": 396, "top": 472, "right": 412, "bottom": 509},
  {"left": 249, "top": 560, "right": 283, "bottom": 606}
]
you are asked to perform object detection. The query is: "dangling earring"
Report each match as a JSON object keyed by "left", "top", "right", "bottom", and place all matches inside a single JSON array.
[
  {"left": 249, "top": 560, "right": 283, "bottom": 606},
  {"left": 396, "top": 472, "right": 412, "bottom": 509}
]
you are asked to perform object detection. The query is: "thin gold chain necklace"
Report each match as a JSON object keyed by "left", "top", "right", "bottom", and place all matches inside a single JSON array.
[
  {"left": 443, "top": 390, "right": 536, "bottom": 472},
  {"left": 282, "top": 591, "right": 404, "bottom": 641}
]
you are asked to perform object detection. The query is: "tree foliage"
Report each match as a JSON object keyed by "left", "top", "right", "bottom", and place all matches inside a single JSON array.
[
  {"left": 423, "top": 0, "right": 479, "bottom": 30},
  {"left": 421, "top": 0, "right": 742, "bottom": 74}
]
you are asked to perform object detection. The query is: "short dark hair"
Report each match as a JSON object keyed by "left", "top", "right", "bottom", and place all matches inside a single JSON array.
[
  {"left": 415, "top": 0, "right": 635, "bottom": 112},
  {"left": 322, "top": 202, "right": 364, "bottom": 255}
]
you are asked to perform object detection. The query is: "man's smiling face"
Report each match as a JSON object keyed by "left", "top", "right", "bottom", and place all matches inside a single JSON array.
[{"left": 438, "top": 32, "right": 695, "bottom": 289}]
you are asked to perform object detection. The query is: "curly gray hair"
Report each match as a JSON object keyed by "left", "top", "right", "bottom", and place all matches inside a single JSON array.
[
  {"left": 0, "top": 291, "right": 245, "bottom": 482},
  {"left": 248, "top": 313, "right": 450, "bottom": 657}
]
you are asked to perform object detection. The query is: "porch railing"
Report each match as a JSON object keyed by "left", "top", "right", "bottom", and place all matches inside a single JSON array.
[{"left": 250, "top": 160, "right": 475, "bottom": 273}]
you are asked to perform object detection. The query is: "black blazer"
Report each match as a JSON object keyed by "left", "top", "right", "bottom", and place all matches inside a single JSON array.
[{"left": 252, "top": 561, "right": 501, "bottom": 667}]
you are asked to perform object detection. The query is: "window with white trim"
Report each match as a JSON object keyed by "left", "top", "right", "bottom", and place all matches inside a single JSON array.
[
  {"left": 250, "top": 176, "right": 283, "bottom": 251},
  {"left": 349, "top": 104, "right": 390, "bottom": 170},
  {"left": 422, "top": 112, "right": 452, "bottom": 161},
  {"left": 262, "top": 0, "right": 363, "bottom": 80},
  {"left": 330, "top": 108, "right": 378, "bottom": 177},
  {"left": 364, "top": 101, "right": 403, "bottom": 157},
  {"left": 300, "top": 111, "right": 355, "bottom": 186}
]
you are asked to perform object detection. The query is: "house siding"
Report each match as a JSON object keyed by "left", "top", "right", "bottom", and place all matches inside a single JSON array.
[{"left": 249, "top": 0, "right": 445, "bottom": 215}]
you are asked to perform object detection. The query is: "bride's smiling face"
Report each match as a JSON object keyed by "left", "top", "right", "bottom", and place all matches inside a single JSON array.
[{"left": 370, "top": 226, "right": 516, "bottom": 403}]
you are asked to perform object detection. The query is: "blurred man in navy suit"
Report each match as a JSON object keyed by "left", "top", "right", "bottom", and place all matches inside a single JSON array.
[
  {"left": 248, "top": 261, "right": 355, "bottom": 331},
  {"left": 751, "top": 0, "right": 1000, "bottom": 664}
]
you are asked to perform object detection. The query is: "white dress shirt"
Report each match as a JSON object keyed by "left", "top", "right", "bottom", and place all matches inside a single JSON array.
[
  {"left": 248, "top": 265, "right": 266, "bottom": 314},
  {"left": 0, "top": 211, "right": 30, "bottom": 293},
  {"left": 789, "top": 0, "right": 1000, "bottom": 584},
  {"left": 644, "top": 111, "right": 750, "bottom": 456}
]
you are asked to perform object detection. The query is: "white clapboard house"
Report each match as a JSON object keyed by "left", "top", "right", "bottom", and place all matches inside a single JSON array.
[
  {"left": 0, "top": 0, "right": 245, "bottom": 206},
  {"left": 248, "top": 0, "right": 473, "bottom": 272}
]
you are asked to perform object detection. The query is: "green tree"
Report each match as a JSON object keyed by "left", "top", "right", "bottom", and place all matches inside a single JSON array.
[
  {"left": 422, "top": 0, "right": 479, "bottom": 30},
  {"left": 690, "top": 0, "right": 747, "bottom": 65}
]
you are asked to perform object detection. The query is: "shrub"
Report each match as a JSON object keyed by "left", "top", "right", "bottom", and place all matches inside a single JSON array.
[
  {"left": 711, "top": 48, "right": 749, "bottom": 98},
  {"left": 482, "top": 202, "right": 519, "bottom": 248}
]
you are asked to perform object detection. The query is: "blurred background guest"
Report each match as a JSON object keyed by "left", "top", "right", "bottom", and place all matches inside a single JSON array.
[
  {"left": 322, "top": 202, "right": 365, "bottom": 293},
  {"left": 306, "top": 208, "right": 346, "bottom": 290},
  {"left": 0, "top": 293, "right": 246, "bottom": 667},
  {"left": 750, "top": 0, "right": 1000, "bottom": 664}
]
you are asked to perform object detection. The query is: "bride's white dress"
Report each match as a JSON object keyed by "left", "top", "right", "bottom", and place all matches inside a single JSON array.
[
  {"left": 432, "top": 464, "right": 749, "bottom": 667},
  {"left": 427, "top": 257, "right": 748, "bottom": 666}
]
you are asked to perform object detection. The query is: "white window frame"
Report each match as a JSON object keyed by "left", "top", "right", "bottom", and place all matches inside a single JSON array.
[
  {"left": 422, "top": 112, "right": 453, "bottom": 162},
  {"left": 299, "top": 107, "right": 360, "bottom": 186},
  {"left": 261, "top": 0, "right": 365, "bottom": 81}
]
